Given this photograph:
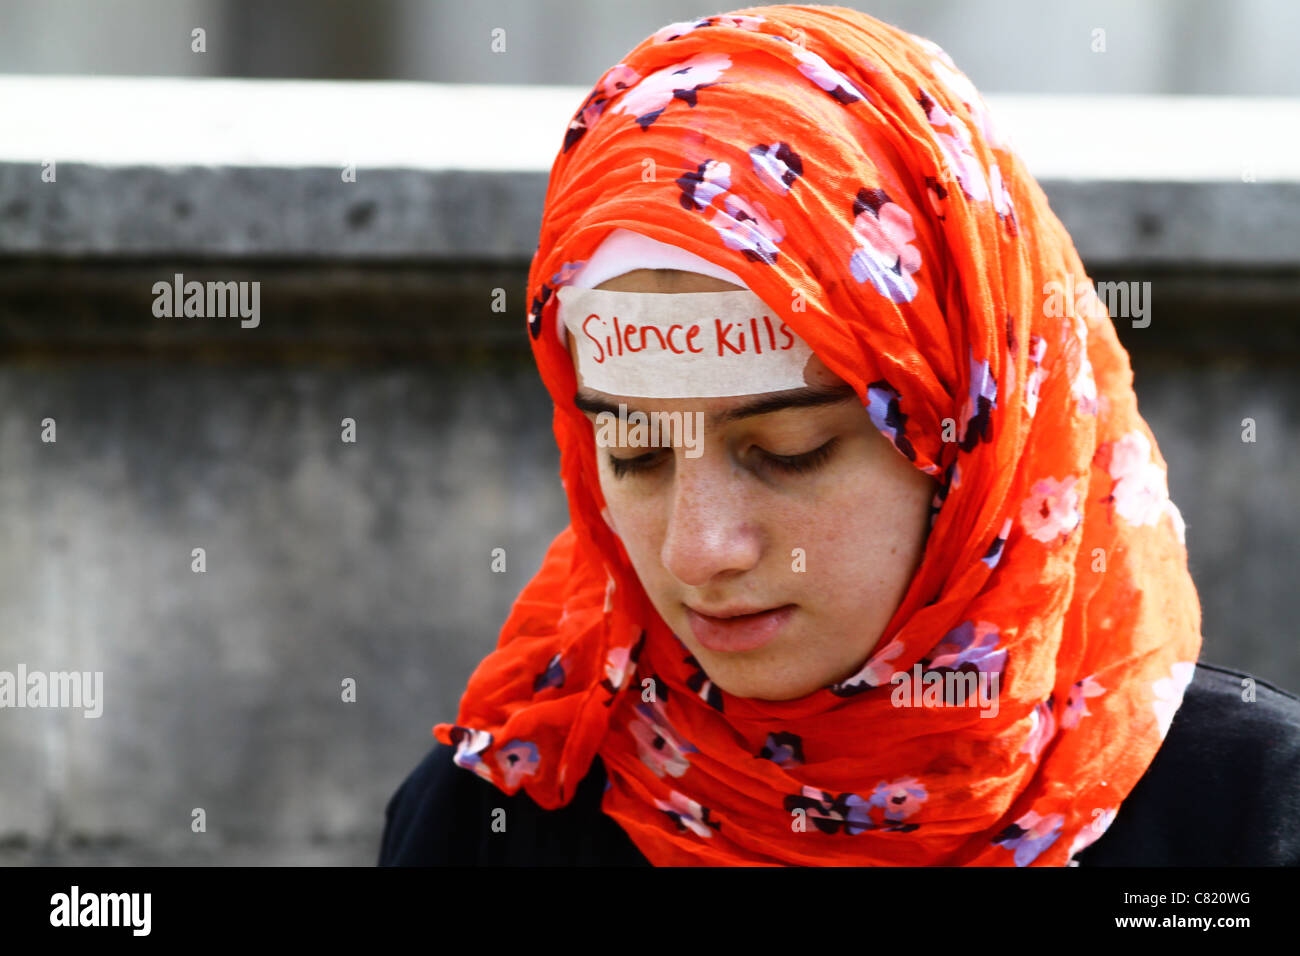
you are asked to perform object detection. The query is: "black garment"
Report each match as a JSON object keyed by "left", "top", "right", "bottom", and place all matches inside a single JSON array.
[{"left": 378, "top": 662, "right": 1300, "bottom": 866}]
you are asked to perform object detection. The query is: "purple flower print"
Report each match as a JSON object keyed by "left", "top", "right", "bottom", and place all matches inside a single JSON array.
[
  {"left": 864, "top": 378, "right": 918, "bottom": 463},
  {"left": 448, "top": 725, "right": 494, "bottom": 782},
  {"left": 848, "top": 187, "right": 922, "bottom": 303},
  {"left": 928, "top": 620, "right": 1007, "bottom": 678},
  {"left": 785, "top": 783, "right": 923, "bottom": 834},
  {"left": 654, "top": 790, "right": 720, "bottom": 838},
  {"left": 1061, "top": 675, "right": 1106, "bottom": 729},
  {"left": 629, "top": 697, "right": 696, "bottom": 778},
  {"left": 496, "top": 739, "right": 540, "bottom": 788},
  {"left": 549, "top": 261, "right": 586, "bottom": 287},
  {"left": 786, "top": 43, "right": 866, "bottom": 104},
  {"left": 992, "top": 809, "right": 1065, "bottom": 866},
  {"left": 981, "top": 517, "right": 1013, "bottom": 568},
  {"left": 676, "top": 158, "right": 732, "bottom": 211},
  {"left": 613, "top": 52, "right": 731, "bottom": 130},
  {"left": 707, "top": 192, "right": 786, "bottom": 264},
  {"left": 749, "top": 141, "right": 804, "bottom": 195},
  {"left": 957, "top": 349, "right": 997, "bottom": 451},
  {"left": 532, "top": 652, "right": 565, "bottom": 693},
  {"left": 1019, "top": 475, "right": 1082, "bottom": 544},
  {"left": 563, "top": 63, "right": 641, "bottom": 152},
  {"left": 759, "top": 731, "right": 805, "bottom": 768},
  {"left": 1020, "top": 695, "right": 1057, "bottom": 764}
]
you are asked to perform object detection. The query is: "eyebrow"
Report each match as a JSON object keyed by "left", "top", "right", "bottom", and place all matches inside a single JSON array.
[{"left": 573, "top": 384, "right": 858, "bottom": 425}]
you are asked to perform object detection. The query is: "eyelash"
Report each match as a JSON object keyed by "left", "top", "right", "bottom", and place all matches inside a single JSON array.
[{"left": 607, "top": 437, "right": 839, "bottom": 480}]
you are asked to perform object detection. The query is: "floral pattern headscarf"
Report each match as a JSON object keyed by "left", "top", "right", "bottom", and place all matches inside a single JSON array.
[{"left": 434, "top": 4, "right": 1202, "bottom": 866}]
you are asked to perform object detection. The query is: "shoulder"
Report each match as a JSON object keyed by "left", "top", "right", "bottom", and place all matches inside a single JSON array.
[
  {"left": 378, "top": 740, "right": 650, "bottom": 866},
  {"left": 1076, "top": 661, "right": 1300, "bottom": 866}
]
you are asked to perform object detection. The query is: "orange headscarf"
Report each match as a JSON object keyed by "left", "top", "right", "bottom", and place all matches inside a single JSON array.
[{"left": 434, "top": 4, "right": 1202, "bottom": 866}]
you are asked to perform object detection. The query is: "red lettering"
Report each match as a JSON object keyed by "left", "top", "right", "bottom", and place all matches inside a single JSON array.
[
  {"left": 749, "top": 317, "right": 763, "bottom": 355},
  {"left": 762, "top": 314, "right": 777, "bottom": 350},
  {"left": 582, "top": 313, "right": 607, "bottom": 363},
  {"left": 623, "top": 321, "right": 641, "bottom": 352},
  {"left": 686, "top": 325, "right": 704, "bottom": 353},
  {"left": 638, "top": 324, "right": 668, "bottom": 352},
  {"left": 666, "top": 324, "right": 686, "bottom": 354},
  {"left": 715, "top": 320, "right": 744, "bottom": 356},
  {"left": 778, "top": 321, "right": 794, "bottom": 349}
]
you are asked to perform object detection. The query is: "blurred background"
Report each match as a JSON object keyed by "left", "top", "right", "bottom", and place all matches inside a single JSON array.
[{"left": 1, "top": 0, "right": 1297, "bottom": 865}]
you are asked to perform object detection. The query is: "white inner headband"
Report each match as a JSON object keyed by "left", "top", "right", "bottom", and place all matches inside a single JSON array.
[{"left": 556, "top": 228, "right": 814, "bottom": 397}]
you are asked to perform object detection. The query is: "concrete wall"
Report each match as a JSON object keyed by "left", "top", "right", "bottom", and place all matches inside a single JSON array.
[{"left": 0, "top": 79, "right": 1297, "bottom": 865}]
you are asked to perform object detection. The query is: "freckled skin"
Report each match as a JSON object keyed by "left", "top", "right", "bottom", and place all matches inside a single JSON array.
[{"left": 569, "top": 268, "right": 937, "bottom": 701}]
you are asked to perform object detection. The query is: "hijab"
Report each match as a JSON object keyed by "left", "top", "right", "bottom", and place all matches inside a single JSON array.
[{"left": 434, "top": 4, "right": 1202, "bottom": 866}]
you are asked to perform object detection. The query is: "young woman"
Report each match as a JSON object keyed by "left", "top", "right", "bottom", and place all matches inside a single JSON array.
[{"left": 380, "top": 5, "right": 1300, "bottom": 866}]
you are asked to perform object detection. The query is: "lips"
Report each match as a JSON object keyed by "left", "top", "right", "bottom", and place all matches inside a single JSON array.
[{"left": 685, "top": 603, "right": 795, "bottom": 654}]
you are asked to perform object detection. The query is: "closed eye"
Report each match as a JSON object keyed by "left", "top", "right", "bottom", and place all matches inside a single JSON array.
[{"left": 606, "top": 437, "right": 839, "bottom": 479}]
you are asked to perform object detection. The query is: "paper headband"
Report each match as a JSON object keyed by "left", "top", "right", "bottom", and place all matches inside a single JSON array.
[{"left": 558, "top": 285, "right": 815, "bottom": 398}]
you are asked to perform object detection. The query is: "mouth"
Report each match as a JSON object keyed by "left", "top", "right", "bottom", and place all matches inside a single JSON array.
[{"left": 684, "top": 603, "right": 796, "bottom": 654}]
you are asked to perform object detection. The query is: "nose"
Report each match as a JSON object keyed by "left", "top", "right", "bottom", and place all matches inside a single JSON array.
[{"left": 659, "top": 449, "right": 762, "bottom": 588}]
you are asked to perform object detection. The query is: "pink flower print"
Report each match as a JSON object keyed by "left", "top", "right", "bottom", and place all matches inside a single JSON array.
[
  {"left": 831, "top": 637, "right": 905, "bottom": 695},
  {"left": 1066, "top": 807, "right": 1117, "bottom": 864},
  {"left": 629, "top": 698, "right": 696, "bottom": 778},
  {"left": 1024, "top": 334, "right": 1047, "bottom": 418},
  {"left": 563, "top": 64, "right": 641, "bottom": 152},
  {"left": 654, "top": 790, "right": 720, "bottom": 838},
  {"left": 496, "top": 739, "right": 540, "bottom": 788},
  {"left": 869, "top": 776, "right": 928, "bottom": 822},
  {"left": 707, "top": 192, "right": 786, "bottom": 264},
  {"left": 988, "top": 162, "right": 1016, "bottom": 231},
  {"left": 605, "top": 644, "right": 634, "bottom": 690},
  {"left": 848, "top": 187, "right": 922, "bottom": 303},
  {"left": 599, "top": 630, "right": 646, "bottom": 703},
  {"left": 919, "top": 37, "right": 1009, "bottom": 151},
  {"left": 1021, "top": 696, "right": 1057, "bottom": 764},
  {"left": 676, "top": 158, "right": 731, "bottom": 211},
  {"left": 992, "top": 809, "right": 1065, "bottom": 866},
  {"left": 749, "top": 141, "right": 804, "bottom": 195},
  {"left": 1061, "top": 675, "right": 1106, "bottom": 729},
  {"left": 614, "top": 52, "right": 731, "bottom": 129},
  {"left": 448, "top": 725, "right": 495, "bottom": 782},
  {"left": 1020, "top": 475, "right": 1082, "bottom": 544},
  {"left": 1105, "top": 430, "right": 1170, "bottom": 528},
  {"left": 787, "top": 43, "right": 866, "bottom": 104},
  {"left": 1152, "top": 661, "right": 1197, "bottom": 740},
  {"left": 652, "top": 14, "right": 765, "bottom": 43},
  {"left": 934, "top": 118, "right": 990, "bottom": 203}
]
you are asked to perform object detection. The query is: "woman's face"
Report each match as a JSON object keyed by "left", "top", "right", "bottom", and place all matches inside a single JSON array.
[{"left": 569, "top": 268, "right": 937, "bottom": 701}]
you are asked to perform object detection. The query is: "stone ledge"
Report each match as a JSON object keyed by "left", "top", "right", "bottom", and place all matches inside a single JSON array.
[{"left": 0, "top": 76, "right": 1297, "bottom": 267}]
